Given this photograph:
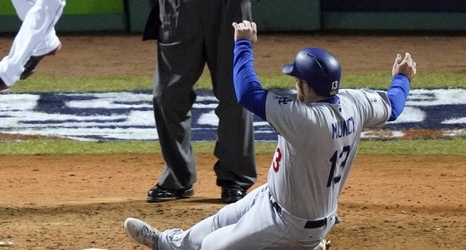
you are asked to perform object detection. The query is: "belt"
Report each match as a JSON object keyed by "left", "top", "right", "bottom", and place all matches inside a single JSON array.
[{"left": 272, "top": 201, "right": 327, "bottom": 229}]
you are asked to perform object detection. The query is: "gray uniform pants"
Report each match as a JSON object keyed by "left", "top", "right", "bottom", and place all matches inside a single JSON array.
[{"left": 152, "top": 0, "right": 256, "bottom": 190}]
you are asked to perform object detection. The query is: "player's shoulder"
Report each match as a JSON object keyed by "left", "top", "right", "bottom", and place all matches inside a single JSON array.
[
  {"left": 338, "top": 88, "right": 383, "bottom": 102},
  {"left": 338, "top": 88, "right": 373, "bottom": 95},
  {"left": 338, "top": 89, "right": 364, "bottom": 100}
]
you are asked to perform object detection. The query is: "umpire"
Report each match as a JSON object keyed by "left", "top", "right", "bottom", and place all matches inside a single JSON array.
[{"left": 142, "top": 0, "right": 257, "bottom": 203}]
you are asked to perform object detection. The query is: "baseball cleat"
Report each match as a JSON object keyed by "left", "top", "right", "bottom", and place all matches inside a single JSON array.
[
  {"left": 20, "top": 42, "right": 62, "bottom": 80},
  {"left": 221, "top": 185, "right": 246, "bottom": 204},
  {"left": 147, "top": 184, "right": 194, "bottom": 202},
  {"left": 124, "top": 217, "right": 160, "bottom": 249}
]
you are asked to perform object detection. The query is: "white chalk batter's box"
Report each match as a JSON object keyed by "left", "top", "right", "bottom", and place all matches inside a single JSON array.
[{"left": 0, "top": 89, "right": 465, "bottom": 141}]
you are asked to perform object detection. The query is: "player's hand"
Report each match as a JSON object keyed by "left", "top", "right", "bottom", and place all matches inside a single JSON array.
[
  {"left": 392, "top": 52, "right": 417, "bottom": 81},
  {"left": 232, "top": 20, "right": 257, "bottom": 44}
]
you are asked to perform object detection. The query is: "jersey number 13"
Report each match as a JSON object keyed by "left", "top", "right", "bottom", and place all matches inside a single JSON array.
[{"left": 327, "top": 145, "right": 351, "bottom": 187}]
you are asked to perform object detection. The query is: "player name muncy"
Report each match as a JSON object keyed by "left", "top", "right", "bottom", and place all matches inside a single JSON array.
[{"left": 332, "top": 117, "right": 355, "bottom": 139}]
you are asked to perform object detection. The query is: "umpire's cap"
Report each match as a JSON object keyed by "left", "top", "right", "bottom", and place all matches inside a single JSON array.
[{"left": 282, "top": 48, "right": 341, "bottom": 97}]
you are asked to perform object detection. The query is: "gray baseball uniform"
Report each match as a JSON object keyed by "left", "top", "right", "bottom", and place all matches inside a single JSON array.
[
  {"left": 266, "top": 89, "right": 390, "bottom": 219},
  {"left": 152, "top": 89, "right": 392, "bottom": 250}
]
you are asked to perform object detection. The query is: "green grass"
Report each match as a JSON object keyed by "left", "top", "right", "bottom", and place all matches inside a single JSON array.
[
  {"left": 1, "top": 138, "right": 465, "bottom": 155},
  {"left": 8, "top": 72, "right": 466, "bottom": 93},
  {"left": 343, "top": 72, "right": 466, "bottom": 89},
  {"left": 258, "top": 72, "right": 466, "bottom": 90},
  {"left": 3, "top": 72, "right": 465, "bottom": 156},
  {"left": 10, "top": 76, "right": 155, "bottom": 93}
]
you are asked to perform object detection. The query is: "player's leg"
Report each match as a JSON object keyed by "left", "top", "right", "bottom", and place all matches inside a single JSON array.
[
  {"left": 1, "top": 0, "right": 33, "bottom": 88},
  {"left": 125, "top": 214, "right": 331, "bottom": 250},
  {"left": 20, "top": 0, "right": 65, "bottom": 80},
  {"left": 125, "top": 184, "right": 268, "bottom": 249},
  {"left": 30, "top": 0, "right": 65, "bottom": 56},
  {"left": 0, "top": 0, "right": 64, "bottom": 87},
  {"left": 148, "top": 0, "right": 206, "bottom": 201},
  {"left": 205, "top": 0, "right": 257, "bottom": 203},
  {"left": 201, "top": 190, "right": 333, "bottom": 249},
  {"left": 157, "top": 184, "right": 269, "bottom": 249},
  {"left": 1, "top": 0, "right": 31, "bottom": 89},
  {"left": 200, "top": 185, "right": 291, "bottom": 249},
  {"left": 125, "top": 184, "right": 332, "bottom": 249},
  {"left": 11, "top": 0, "right": 34, "bottom": 21}
]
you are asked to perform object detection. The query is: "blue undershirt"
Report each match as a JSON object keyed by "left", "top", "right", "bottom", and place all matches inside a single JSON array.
[
  {"left": 233, "top": 39, "right": 410, "bottom": 122},
  {"left": 386, "top": 74, "right": 410, "bottom": 121}
]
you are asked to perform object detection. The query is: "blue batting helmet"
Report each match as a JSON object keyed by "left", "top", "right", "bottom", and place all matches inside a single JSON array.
[{"left": 282, "top": 48, "right": 341, "bottom": 97}]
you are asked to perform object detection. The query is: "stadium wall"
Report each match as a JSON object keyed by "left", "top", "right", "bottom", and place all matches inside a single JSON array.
[{"left": 1, "top": 0, "right": 466, "bottom": 33}]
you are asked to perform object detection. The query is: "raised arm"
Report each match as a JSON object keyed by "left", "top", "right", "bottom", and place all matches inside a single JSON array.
[
  {"left": 387, "top": 53, "right": 417, "bottom": 121},
  {"left": 232, "top": 21, "right": 268, "bottom": 120}
]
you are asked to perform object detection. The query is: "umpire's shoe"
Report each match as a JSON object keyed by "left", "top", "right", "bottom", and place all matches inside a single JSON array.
[
  {"left": 147, "top": 184, "right": 194, "bottom": 202},
  {"left": 20, "top": 43, "right": 61, "bottom": 80},
  {"left": 221, "top": 185, "right": 246, "bottom": 204},
  {"left": 124, "top": 217, "right": 160, "bottom": 250}
]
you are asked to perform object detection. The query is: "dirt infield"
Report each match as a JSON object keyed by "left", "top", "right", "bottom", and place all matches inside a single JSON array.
[
  {"left": 0, "top": 154, "right": 465, "bottom": 249},
  {"left": 1, "top": 34, "right": 466, "bottom": 249}
]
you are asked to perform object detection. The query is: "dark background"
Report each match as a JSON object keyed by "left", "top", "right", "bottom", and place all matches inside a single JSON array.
[{"left": 322, "top": 0, "right": 466, "bottom": 12}]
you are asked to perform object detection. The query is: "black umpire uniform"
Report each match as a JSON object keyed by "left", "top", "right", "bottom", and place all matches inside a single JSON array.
[{"left": 143, "top": 0, "right": 257, "bottom": 203}]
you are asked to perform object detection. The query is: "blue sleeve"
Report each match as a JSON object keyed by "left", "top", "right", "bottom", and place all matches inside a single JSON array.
[
  {"left": 233, "top": 39, "right": 268, "bottom": 120},
  {"left": 387, "top": 74, "right": 410, "bottom": 121}
]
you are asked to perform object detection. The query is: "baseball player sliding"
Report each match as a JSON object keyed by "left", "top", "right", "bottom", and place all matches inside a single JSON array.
[
  {"left": 0, "top": 0, "right": 65, "bottom": 91},
  {"left": 123, "top": 20, "right": 416, "bottom": 250}
]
